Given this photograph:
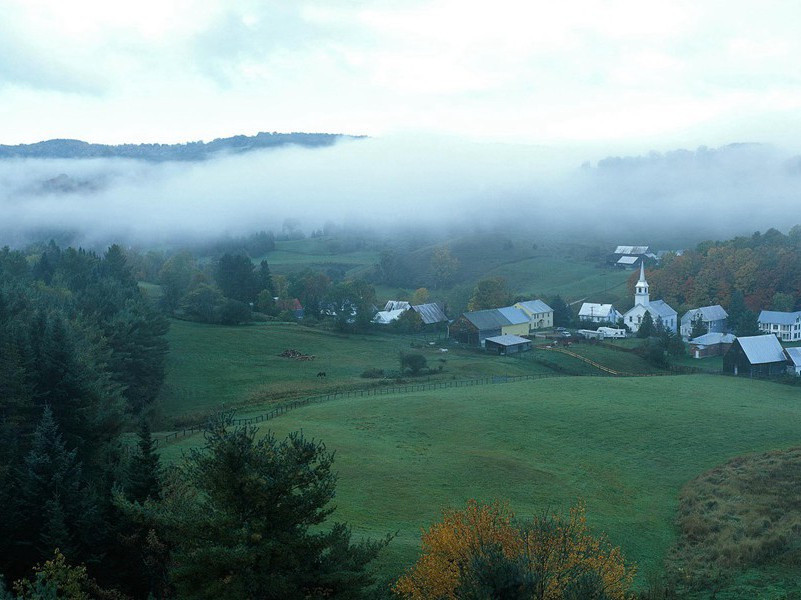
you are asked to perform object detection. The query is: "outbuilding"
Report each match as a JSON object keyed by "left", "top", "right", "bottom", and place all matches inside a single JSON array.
[
  {"left": 723, "top": 334, "right": 787, "bottom": 377},
  {"left": 785, "top": 347, "right": 801, "bottom": 376},
  {"left": 688, "top": 332, "right": 735, "bottom": 359},
  {"left": 484, "top": 334, "right": 532, "bottom": 355}
]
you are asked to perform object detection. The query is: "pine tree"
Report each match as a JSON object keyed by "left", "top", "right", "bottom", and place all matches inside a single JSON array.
[
  {"left": 127, "top": 420, "right": 161, "bottom": 503},
  {"left": 141, "top": 420, "right": 390, "bottom": 599},
  {"left": 14, "top": 407, "right": 91, "bottom": 570},
  {"left": 637, "top": 312, "right": 654, "bottom": 338}
]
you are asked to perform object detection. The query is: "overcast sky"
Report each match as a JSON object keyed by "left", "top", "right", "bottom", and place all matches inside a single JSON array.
[{"left": 2, "top": 0, "right": 801, "bottom": 150}]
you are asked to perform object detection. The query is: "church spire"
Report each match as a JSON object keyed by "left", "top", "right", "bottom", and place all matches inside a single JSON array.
[{"left": 635, "top": 261, "right": 650, "bottom": 306}]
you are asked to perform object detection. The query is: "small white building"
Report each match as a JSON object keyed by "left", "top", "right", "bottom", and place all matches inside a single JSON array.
[
  {"left": 621, "top": 263, "right": 678, "bottom": 333},
  {"left": 578, "top": 303, "right": 622, "bottom": 324},
  {"left": 758, "top": 310, "right": 801, "bottom": 342}
]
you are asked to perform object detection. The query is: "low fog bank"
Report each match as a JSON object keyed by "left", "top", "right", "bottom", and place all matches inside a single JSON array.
[{"left": 1, "top": 136, "right": 799, "bottom": 249}]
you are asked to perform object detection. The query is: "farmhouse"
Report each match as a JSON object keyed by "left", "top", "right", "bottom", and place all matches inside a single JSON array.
[
  {"left": 723, "top": 334, "right": 787, "bottom": 377},
  {"left": 680, "top": 305, "right": 728, "bottom": 338},
  {"left": 758, "top": 310, "right": 801, "bottom": 342},
  {"left": 449, "top": 306, "right": 531, "bottom": 346},
  {"left": 621, "top": 264, "right": 678, "bottom": 333},
  {"left": 688, "top": 332, "right": 736, "bottom": 359},
  {"left": 785, "top": 347, "right": 801, "bottom": 376},
  {"left": 578, "top": 303, "right": 622, "bottom": 324},
  {"left": 484, "top": 334, "right": 532, "bottom": 355},
  {"left": 513, "top": 299, "right": 553, "bottom": 329}
]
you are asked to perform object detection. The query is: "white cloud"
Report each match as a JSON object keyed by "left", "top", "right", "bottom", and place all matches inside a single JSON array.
[{"left": 0, "top": 0, "right": 800, "bottom": 147}]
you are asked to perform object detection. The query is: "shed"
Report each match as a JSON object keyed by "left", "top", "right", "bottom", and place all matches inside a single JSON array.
[
  {"left": 723, "top": 334, "right": 786, "bottom": 377},
  {"left": 688, "top": 332, "right": 735, "bottom": 359},
  {"left": 616, "top": 256, "right": 639, "bottom": 268},
  {"left": 484, "top": 334, "right": 532, "bottom": 355},
  {"left": 785, "top": 347, "right": 801, "bottom": 376}
]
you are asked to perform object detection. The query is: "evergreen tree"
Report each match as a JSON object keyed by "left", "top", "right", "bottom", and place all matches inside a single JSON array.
[
  {"left": 126, "top": 421, "right": 161, "bottom": 504},
  {"left": 550, "top": 295, "right": 573, "bottom": 328},
  {"left": 690, "top": 313, "right": 707, "bottom": 339},
  {"left": 140, "top": 421, "right": 390, "bottom": 599},
  {"left": 13, "top": 407, "right": 93, "bottom": 572},
  {"left": 637, "top": 312, "right": 654, "bottom": 338}
]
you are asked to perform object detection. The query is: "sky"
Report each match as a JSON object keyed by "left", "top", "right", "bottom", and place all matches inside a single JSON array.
[{"left": 3, "top": 0, "right": 801, "bottom": 150}]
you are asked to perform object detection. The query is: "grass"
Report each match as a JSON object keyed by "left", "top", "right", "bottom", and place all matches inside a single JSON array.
[
  {"left": 668, "top": 446, "right": 801, "bottom": 598},
  {"left": 159, "top": 374, "right": 801, "bottom": 591},
  {"left": 155, "top": 319, "right": 560, "bottom": 423},
  {"left": 255, "top": 238, "right": 379, "bottom": 278},
  {"left": 554, "top": 342, "right": 666, "bottom": 374}
]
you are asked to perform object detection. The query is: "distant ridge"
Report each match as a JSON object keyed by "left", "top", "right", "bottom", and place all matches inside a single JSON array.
[{"left": 0, "top": 132, "right": 364, "bottom": 162}]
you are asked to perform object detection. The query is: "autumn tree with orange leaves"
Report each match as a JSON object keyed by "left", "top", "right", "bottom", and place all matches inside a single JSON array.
[{"left": 394, "top": 500, "right": 635, "bottom": 600}]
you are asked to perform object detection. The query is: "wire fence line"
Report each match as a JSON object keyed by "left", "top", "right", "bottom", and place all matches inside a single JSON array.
[
  {"left": 152, "top": 372, "right": 579, "bottom": 447},
  {"left": 152, "top": 362, "right": 723, "bottom": 448}
]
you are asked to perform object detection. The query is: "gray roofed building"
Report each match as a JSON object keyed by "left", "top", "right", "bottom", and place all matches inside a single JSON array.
[
  {"left": 724, "top": 334, "right": 787, "bottom": 377},
  {"left": 738, "top": 334, "right": 785, "bottom": 363},
  {"left": 485, "top": 334, "right": 531, "bottom": 346},
  {"left": 785, "top": 347, "right": 801, "bottom": 375},
  {"left": 648, "top": 300, "right": 677, "bottom": 320},
  {"left": 497, "top": 306, "right": 530, "bottom": 325},
  {"left": 411, "top": 303, "right": 448, "bottom": 325},
  {"left": 758, "top": 310, "right": 801, "bottom": 326},
  {"left": 614, "top": 245, "right": 649, "bottom": 255},
  {"left": 690, "top": 332, "right": 736, "bottom": 345},
  {"left": 484, "top": 334, "right": 532, "bottom": 355},
  {"left": 462, "top": 309, "right": 512, "bottom": 331},
  {"left": 384, "top": 300, "right": 411, "bottom": 311},
  {"left": 616, "top": 256, "right": 639, "bottom": 266},
  {"left": 758, "top": 310, "right": 801, "bottom": 342},
  {"left": 681, "top": 305, "right": 729, "bottom": 337},
  {"left": 517, "top": 300, "right": 552, "bottom": 314}
]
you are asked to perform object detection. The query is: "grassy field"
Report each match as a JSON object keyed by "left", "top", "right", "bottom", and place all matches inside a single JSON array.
[
  {"left": 155, "top": 320, "right": 571, "bottom": 423},
  {"left": 484, "top": 255, "right": 631, "bottom": 305},
  {"left": 159, "top": 374, "right": 801, "bottom": 593},
  {"left": 255, "top": 238, "right": 379, "bottom": 278}
]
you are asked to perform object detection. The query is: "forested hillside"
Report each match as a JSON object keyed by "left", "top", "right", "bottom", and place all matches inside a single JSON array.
[
  {"left": 640, "top": 227, "right": 801, "bottom": 313},
  {"left": 0, "top": 132, "right": 359, "bottom": 162}
]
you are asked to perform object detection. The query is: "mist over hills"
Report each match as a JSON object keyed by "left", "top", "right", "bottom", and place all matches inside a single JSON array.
[
  {"left": 0, "top": 132, "right": 359, "bottom": 162},
  {"left": 1, "top": 135, "right": 800, "bottom": 249}
]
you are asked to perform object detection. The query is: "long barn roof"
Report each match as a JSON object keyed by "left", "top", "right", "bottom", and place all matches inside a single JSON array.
[{"left": 736, "top": 334, "right": 786, "bottom": 364}]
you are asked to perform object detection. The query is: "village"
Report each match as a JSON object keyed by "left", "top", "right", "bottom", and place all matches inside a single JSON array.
[{"left": 367, "top": 244, "right": 801, "bottom": 379}]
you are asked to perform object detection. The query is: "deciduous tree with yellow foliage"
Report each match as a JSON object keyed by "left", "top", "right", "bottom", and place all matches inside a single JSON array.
[{"left": 394, "top": 500, "right": 635, "bottom": 600}]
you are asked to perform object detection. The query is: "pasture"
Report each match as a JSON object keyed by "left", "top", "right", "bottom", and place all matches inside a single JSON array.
[
  {"left": 155, "top": 319, "right": 578, "bottom": 423},
  {"left": 159, "top": 374, "right": 801, "bottom": 593}
]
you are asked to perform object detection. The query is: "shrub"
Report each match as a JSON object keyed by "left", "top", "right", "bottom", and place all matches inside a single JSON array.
[
  {"left": 361, "top": 368, "right": 385, "bottom": 379},
  {"left": 400, "top": 352, "right": 427, "bottom": 375},
  {"left": 394, "top": 500, "right": 635, "bottom": 600}
]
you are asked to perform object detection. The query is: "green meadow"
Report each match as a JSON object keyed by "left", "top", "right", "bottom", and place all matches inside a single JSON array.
[
  {"left": 155, "top": 320, "right": 576, "bottom": 422},
  {"left": 159, "top": 375, "right": 801, "bottom": 590}
]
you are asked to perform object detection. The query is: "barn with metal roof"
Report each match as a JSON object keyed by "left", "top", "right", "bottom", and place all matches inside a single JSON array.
[
  {"left": 410, "top": 302, "right": 448, "bottom": 325},
  {"left": 723, "top": 334, "right": 787, "bottom": 377}
]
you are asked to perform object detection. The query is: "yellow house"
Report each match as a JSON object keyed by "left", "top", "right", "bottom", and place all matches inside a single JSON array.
[
  {"left": 514, "top": 300, "right": 554, "bottom": 330},
  {"left": 497, "top": 306, "right": 532, "bottom": 336}
]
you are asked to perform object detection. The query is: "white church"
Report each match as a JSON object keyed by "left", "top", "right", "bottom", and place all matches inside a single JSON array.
[{"left": 622, "top": 263, "right": 678, "bottom": 333}]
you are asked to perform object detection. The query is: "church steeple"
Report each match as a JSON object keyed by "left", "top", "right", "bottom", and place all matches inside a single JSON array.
[{"left": 635, "top": 262, "right": 650, "bottom": 306}]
